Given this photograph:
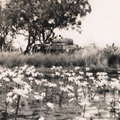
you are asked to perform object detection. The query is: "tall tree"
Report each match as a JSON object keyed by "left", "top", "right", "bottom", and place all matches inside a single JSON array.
[{"left": 4, "top": 0, "right": 91, "bottom": 53}]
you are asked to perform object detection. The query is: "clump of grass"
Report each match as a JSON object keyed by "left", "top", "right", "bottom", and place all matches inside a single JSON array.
[{"left": 0, "top": 52, "right": 25, "bottom": 68}]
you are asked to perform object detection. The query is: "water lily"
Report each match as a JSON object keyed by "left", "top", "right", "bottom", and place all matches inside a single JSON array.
[
  {"left": 55, "top": 72, "right": 60, "bottom": 76},
  {"left": 46, "top": 102, "right": 54, "bottom": 109},
  {"left": 12, "top": 94, "right": 18, "bottom": 100},
  {"left": 12, "top": 77, "right": 26, "bottom": 86},
  {"left": 48, "top": 82, "right": 57, "bottom": 88},
  {"left": 35, "top": 79, "right": 42, "bottom": 85},
  {"left": 74, "top": 66, "right": 80, "bottom": 70},
  {"left": 59, "top": 81, "right": 64, "bottom": 85},
  {"left": 79, "top": 71, "right": 84, "bottom": 75},
  {"left": 60, "top": 86, "right": 68, "bottom": 92},
  {"left": 86, "top": 72, "right": 93, "bottom": 77},
  {"left": 66, "top": 85, "right": 74, "bottom": 91},
  {"left": 38, "top": 116, "right": 45, "bottom": 120},
  {"left": 2, "top": 77, "right": 10, "bottom": 82},
  {"left": 78, "top": 100, "right": 91, "bottom": 106},
  {"left": 68, "top": 92, "right": 75, "bottom": 97},
  {"left": 28, "top": 77, "right": 34, "bottom": 81},
  {"left": 81, "top": 81, "right": 88, "bottom": 87},
  {"left": 0, "top": 83, "right": 2, "bottom": 86},
  {"left": 12, "top": 87, "right": 29, "bottom": 98},
  {"left": 68, "top": 77, "right": 74, "bottom": 82},
  {"left": 5, "top": 96, "right": 13, "bottom": 104},
  {"left": 69, "top": 97, "right": 75, "bottom": 102},
  {"left": 85, "top": 67, "right": 90, "bottom": 71},
  {"left": 7, "top": 92, "right": 14, "bottom": 97},
  {"left": 73, "top": 116, "right": 87, "bottom": 120}
]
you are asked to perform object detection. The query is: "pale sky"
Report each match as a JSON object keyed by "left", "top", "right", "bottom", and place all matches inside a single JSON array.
[{"left": 55, "top": 0, "right": 120, "bottom": 48}]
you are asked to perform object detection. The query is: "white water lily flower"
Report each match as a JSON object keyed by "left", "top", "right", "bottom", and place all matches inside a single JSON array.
[
  {"left": 51, "top": 66, "right": 56, "bottom": 69},
  {"left": 0, "top": 76, "right": 3, "bottom": 80},
  {"left": 34, "top": 94, "right": 42, "bottom": 100},
  {"left": 35, "top": 79, "right": 42, "bottom": 85},
  {"left": 34, "top": 92, "right": 45, "bottom": 101},
  {"left": 7, "top": 92, "right": 14, "bottom": 97},
  {"left": 96, "top": 72, "right": 107, "bottom": 76},
  {"left": 78, "top": 100, "right": 91, "bottom": 106},
  {"left": 2, "top": 77, "right": 10, "bottom": 82},
  {"left": 12, "top": 94, "right": 18, "bottom": 100},
  {"left": 68, "top": 77, "right": 74, "bottom": 82},
  {"left": 74, "top": 80, "right": 81, "bottom": 86},
  {"left": 77, "top": 76, "right": 83, "bottom": 80},
  {"left": 66, "top": 85, "right": 74, "bottom": 91},
  {"left": 79, "top": 71, "right": 84, "bottom": 75},
  {"left": 86, "top": 72, "right": 93, "bottom": 77},
  {"left": 60, "top": 86, "right": 68, "bottom": 92},
  {"left": 12, "top": 77, "right": 26, "bottom": 86},
  {"left": 98, "top": 76, "right": 108, "bottom": 80},
  {"left": 24, "top": 84, "right": 32, "bottom": 93},
  {"left": 41, "top": 92, "right": 45, "bottom": 97},
  {"left": 46, "top": 102, "right": 54, "bottom": 109},
  {"left": 10, "top": 109, "right": 16, "bottom": 114},
  {"left": 101, "top": 79, "right": 108, "bottom": 86},
  {"left": 37, "top": 72, "right": 44, "bottom": 77},
  {"left": 60, "top": 74, "right": 65, "bottom": 78},
  {"left": 38, "top": 116, "right": 44, "bottom": 120},
  {"left": 28, "top": 77, "right": 34, "bottom": 81},
  {"left": 64, "top": 72, "right": 71, "bottom": 77},
  {"left": 12, "top": 88, "right": 29, "bottom": 98},
  {"left": 74, "top": 67, "right": 80, "bottom": 70},
  {"left": 81, "top": 81, "right": 88, "bottom": 87},
  {"left": 41, "top": 79, "right": 48, "bottom": 83},
  {"left": 6, "top": 96, "right": 13, "bottom": 104},
  {"left": 69, "top": 97, "right": 75, "bottom": 102},
  {"left": 8, "top": 71, "right": 17, "bottom": 77},
  {"left": 55, "top": 72, "right": 60, "bottom": 76},
  {"left": 72, "top": 72, "right": 76, "bottom": 76},
  {"left": 73, "top": 116, "right": 87, "bottom": 120},
  {"left": 32, "top": 72, "right": 38, "bottom": 77},
  {"left": 68, "top": 92, "right": 75, "bottom": 97},
  {"left": 25, "top": 71, "right": 31, "bottom": 75},
  {"left": 78, "top": 88, "right": 83, "bottom": 93},
  {"left": 89, "top": 76, "right": 95, "bottom": 80},
  {"left": 59, "top": 81, "right": 64, "bottom": 85},
  {"left": 85, "top": 67, "right": 90, "bottom": 71},
  {"left": 110, "top": 81, "right": 120, "bottom": 89},
  {"left": 48, "top": 83, "right": 57, "bottom": 88}
]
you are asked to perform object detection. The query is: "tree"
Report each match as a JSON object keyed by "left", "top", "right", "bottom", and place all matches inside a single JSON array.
[
  {"left": 0, "top": 1, "right": 15, "bottom": 51},
  {"left": 4, "top": 0, "right": 91, "bottom": 53}
]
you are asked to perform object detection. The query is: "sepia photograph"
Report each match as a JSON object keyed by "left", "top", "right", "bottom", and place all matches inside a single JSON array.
[{"left": 0, "top": 0, "right": 120, "bottom": 120}]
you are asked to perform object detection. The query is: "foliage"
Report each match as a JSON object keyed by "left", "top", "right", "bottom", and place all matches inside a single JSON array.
[{"left": 3, "top": 0, "right": 91, "bottom": 52}]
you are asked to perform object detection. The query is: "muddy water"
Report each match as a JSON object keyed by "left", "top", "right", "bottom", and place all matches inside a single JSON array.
[{"left": 0, "top": 92, "right": 118, "bottom": 120}]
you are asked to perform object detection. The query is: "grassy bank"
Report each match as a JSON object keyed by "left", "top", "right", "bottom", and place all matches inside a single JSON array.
[{"left": 0, "top": 44, "right": 120, "bottom": 71}]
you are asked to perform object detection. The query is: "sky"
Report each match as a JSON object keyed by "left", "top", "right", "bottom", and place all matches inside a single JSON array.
[{"left": 55, "top": 0, "right": 120, "bottom": 48}]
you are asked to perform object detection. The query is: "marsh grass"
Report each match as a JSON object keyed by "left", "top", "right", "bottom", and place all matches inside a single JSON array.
[{"left": 0, "top": 48, "right": 118, "bottom": 70}]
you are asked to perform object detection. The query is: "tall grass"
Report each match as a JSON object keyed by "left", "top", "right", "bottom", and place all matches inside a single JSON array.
[
  {"left": 1, "top": 44, "right": 120, "bottom": 71},
  {"left": 0, "top": 52, "right": 85, "bottom": 68}
]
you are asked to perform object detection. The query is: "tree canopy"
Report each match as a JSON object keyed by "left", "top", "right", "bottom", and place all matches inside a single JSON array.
[{"left": 0, "top": 0, "right": 91, "bottom": 52}]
